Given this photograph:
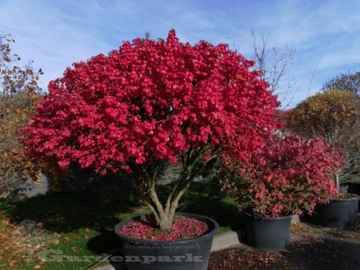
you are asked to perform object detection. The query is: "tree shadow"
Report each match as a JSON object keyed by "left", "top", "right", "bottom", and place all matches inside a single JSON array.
[
  {"left": 5, "top": 192, "right": 133, "bottom": 233},
  {"left": 3, "top": 168, "right": 141, "bottom": 234},
  {"left": 282, "top": 237, "right": 360, "bottom": 269},
  {"left": 85, "top": 180, "right": 242, "bottom": 259},
  {"left": 85, "top": 180, "right": 241, "bottom": 270},
  {"left": 2, "top": 169, "right": 243, "bottom": 268},
  {"left": 179, "top": 181, "right": 243, "bottom": 230},
  {"left": 209, "top": 237, "right": 360, "bottom": 270},
  {"left": 86, "top": 228, "right": 123, "bottom": 254}
]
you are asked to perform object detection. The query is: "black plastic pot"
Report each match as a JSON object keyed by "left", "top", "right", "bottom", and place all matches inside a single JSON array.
[
  {"left": 114, "top": 212, "right": 219, "bottom": 270},
  {"left": 347, "top": 182, "right": 360, "bottom": 211},
  {"left": 312, "top": 196, "right": 359, "bottom": 230},
  {"left": 243, "top": 212, "right": 292, "bottom": 251}
]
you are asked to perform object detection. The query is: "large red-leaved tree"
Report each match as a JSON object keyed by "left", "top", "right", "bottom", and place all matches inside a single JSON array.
[{"left": 22, "top": 30, "right": 280, "bottom": 230}]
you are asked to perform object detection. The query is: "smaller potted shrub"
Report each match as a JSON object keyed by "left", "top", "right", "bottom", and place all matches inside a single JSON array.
[
  {"left": 312, "top": 192, "right": 359, "bottom": 229},
  {"left": 311, "top": 173, "right": 360, "bottom": 229},
  {"left": 311, "top": 147, "right": 359, "bottom": 230},
  {"left": 222, "top": 133, "right": 343, "bottom": 250}
]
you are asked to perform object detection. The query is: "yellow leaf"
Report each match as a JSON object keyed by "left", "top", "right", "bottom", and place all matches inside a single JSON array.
[
  {"left": 9, "top": 260, "right": 17, "bottom": 267},
  {"left": 50, "top": 239, "right": 60, "bottom": 245}
]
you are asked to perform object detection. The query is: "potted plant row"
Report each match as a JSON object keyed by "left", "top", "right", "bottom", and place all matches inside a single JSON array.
[
  {"left": 222, "top": 133, "right": 344, "bottom": 251},
  {"left": 21, "top": 30, "right": 281, "bottom": 269}
]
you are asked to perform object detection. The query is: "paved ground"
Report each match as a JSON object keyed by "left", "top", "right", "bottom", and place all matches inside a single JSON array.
[
  {"left": 92, "top": 214, "right": 360, "bottom": 270},
  {"left": 208, "top": 217, "right": 360, "bottom": 269}
]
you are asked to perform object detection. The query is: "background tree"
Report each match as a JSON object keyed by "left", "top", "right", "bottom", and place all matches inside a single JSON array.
[
  {"left": 250, "top": 30, "right": 296, "bottom": 107},
  {"left": 287, "top": 90, "right": 360, "bottom": 179},
  {"left": 22, "top": 30, "right": 280, "bottom": 230},
  {"left": 322, "top": 71, "right": 360, "bottom": 95},
  {"left": 0, "top": 33, "right": 44, "bottom": 198}
]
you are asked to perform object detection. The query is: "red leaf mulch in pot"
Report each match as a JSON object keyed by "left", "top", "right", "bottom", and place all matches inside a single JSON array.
[{"left": 119, "top": 215, "right": 210, "bottom": 241}]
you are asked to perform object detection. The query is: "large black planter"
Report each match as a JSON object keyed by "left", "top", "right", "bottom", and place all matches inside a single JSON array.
[
  {"left": 243, "top": 212, "right": 292, "bottom": 251},
  {"left": 347, "top": 182, "right": 360, "bottom": 212},
  {"left": 114, "top": 212, "right": 219, "bottom": 270},
  {"left": 312, "top": 196, "right": 359, "bottom": 230}
]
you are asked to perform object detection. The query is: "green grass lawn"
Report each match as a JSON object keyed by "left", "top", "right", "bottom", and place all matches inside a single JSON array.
[{"left": 0, "top": 182, "right": 240, "bottom": 269}]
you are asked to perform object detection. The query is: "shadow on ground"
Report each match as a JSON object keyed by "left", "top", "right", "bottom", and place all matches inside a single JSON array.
[
  {"left": 209, "top": 237, "right": 360, "bottom": 270},
  {"left": 209, "top": 215, "right": 360, "bottom": 270},
  {"left": 1, "top": 178, "right": 242, "bottom": 264},
  {"left": 4, "top": 191, "right": 135, "bottom": 233}
]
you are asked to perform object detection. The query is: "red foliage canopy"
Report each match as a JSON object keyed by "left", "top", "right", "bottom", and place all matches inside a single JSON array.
[{"left": 22, "top": 30, "right": 280, "bottom": 175}]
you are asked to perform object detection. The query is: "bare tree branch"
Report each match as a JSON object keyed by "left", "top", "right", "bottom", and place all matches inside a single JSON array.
[{"left": 251, "top": 29, "right": 296, "bottom": 108}]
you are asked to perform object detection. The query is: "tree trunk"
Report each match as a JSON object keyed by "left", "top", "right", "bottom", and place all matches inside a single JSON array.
[{"left": 159, "top": 217, "right": 173, "bottom": 231}]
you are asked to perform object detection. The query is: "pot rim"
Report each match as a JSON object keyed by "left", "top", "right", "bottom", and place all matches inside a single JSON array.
[
  {"left": 331, "top": 193, "right": 360, "bottom": 202},
  {"left": 243, "top": 210, "right": 293, "bottom": 221}
]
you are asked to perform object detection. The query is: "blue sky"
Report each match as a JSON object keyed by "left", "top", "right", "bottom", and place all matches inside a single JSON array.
[{"left": 1, "top": 0, "right": 360, "bottom": 108}]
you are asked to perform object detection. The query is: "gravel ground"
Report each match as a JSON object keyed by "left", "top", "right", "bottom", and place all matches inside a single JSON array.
[{"left": 208, "top": 215, "right": 360, "bottom": 270}]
